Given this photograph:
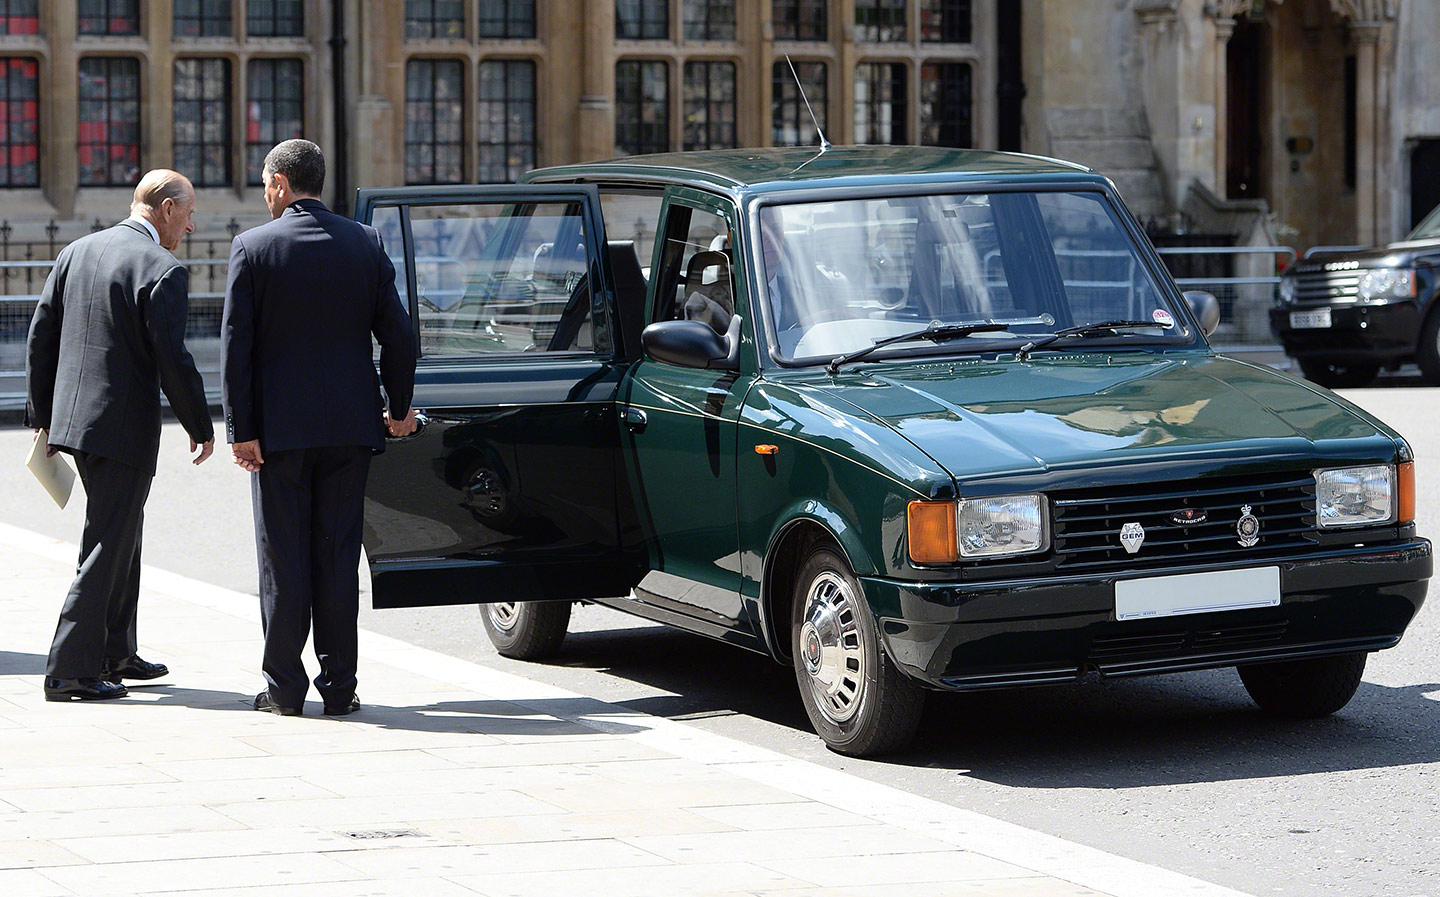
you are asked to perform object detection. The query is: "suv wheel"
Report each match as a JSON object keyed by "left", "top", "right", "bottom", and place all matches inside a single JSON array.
[
  {"left": 1298, "top": 360, "right": 1379, "bottom": 389},
  {"left": 480, "top": 601, "right": 572, "bottom": 659},
  {"left": 791, "top": 547, "right": 925, "bottom": 756},
  {"left": 1238, "top": 652, "right": 1366, "bottom": 717}
]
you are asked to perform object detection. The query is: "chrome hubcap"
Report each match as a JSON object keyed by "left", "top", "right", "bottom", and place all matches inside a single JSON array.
[
  {"left": 488, "top": 602, "right": 519, "bottom": 632},
  {"left": 799, "top": 571, "right": 866, "bottom": 724}
]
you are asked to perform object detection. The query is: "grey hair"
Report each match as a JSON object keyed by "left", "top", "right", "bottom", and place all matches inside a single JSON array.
[
  {"left": 131, "top": 169, "right": 193, "bottom": 215},
  {"left": 262, "top": 139, "right": 326, "bottom": 197}
]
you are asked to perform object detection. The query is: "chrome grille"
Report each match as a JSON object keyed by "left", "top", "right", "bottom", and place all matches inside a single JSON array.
[
  {"left": 1290, "top": 270, "right": 1361, "bottom": 304},
  {"left": 1050, "top": 472, "right": 1317, "bottom": 573}
]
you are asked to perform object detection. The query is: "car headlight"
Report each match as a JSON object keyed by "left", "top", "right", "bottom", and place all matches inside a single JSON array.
[
  {"left": 1315, "top": 465, "right": 1396, "bottom": 528},
  {"left": 1357, "top": 267, "right": 1415, "bottom": 303},
  {"left": 1277, "top": 277, "right": 1296, "bottom": 305},
  {"left": 957, "top": 494, "right": 1049, "bottom": 558}
]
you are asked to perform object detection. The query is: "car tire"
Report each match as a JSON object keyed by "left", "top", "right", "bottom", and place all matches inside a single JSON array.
[
  {"left": 1237, "top": 652, "right": 1366, "bottom": 718},
  {"left": 791, "top": 547, "right": 926, "bottom": 757},
  {"left": 480, "top": 601, "right": 572, "bottom": 660},
  {"left": 1297, "top": 359, "right": 1379, "bottom": 389},
  {"left": 1417, "top": 309, "right": 1440, "bottom": 384}
]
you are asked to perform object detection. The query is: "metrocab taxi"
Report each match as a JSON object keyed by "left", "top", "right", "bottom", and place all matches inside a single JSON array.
[{"left": 357, "top": 147, "right": 1431, "bottom": 757}]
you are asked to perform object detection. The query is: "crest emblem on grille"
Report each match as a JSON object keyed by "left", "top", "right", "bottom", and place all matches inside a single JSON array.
[
  {"left": 1120, "top": 522, "right": 1145, "bottom": 554},
  {"left": 1236, "top": 505, "right": 1261, "bottom": 548},
  {"left": 1168, "top": 508, "right": 1207, "bottom": 527}
]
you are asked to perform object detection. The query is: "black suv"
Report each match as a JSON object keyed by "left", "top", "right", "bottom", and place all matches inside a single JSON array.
[{"left": 1272, "top": 206, "right": 1440, "bottom": 387}]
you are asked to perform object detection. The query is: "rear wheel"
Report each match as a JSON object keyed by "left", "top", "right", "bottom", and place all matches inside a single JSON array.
[
  {"left": 480, "top": 601, "right": 571, "bottom": 659},
  {"left": 791, "top": 547, "right": 925, "bottom": 757},
  {"left": 1238, "top": 652, "right": 1366, "bottom": 718},
  {"left": 1298, "top": 359, "right": 1379, "bottom": 389}
]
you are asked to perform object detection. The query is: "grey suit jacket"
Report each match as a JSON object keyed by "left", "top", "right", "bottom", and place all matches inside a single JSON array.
[{"left": 25, "top": 220, "right": 214, "bottom": 474}]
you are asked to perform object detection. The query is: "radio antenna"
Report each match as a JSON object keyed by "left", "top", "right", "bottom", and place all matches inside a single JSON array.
[{"left": 785, "top": 55, "right": 831, "bottom": 152}]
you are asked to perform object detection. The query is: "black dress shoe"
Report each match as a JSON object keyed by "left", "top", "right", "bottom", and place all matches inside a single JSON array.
[
  {"left": 323, "top": 696, "right": 360, "bottom": 717},
  {"left": 253, "top": 691, "right": 302, "bottom": 716},
  {"left": 44, "top": 677, "right": 128, "bottom": 701},
  {"left": 103, "top": 655, "right": 169, "bottom": 684}
]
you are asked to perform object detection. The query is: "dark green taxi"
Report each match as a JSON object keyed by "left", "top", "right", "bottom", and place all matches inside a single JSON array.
[{"left": 357, "top": 147, "right": 1430, "bottom": 756}]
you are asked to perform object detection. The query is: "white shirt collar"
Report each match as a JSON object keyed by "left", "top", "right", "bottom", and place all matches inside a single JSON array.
[{"left": 126, "top": 215, "right": 161, "bottom": 245}]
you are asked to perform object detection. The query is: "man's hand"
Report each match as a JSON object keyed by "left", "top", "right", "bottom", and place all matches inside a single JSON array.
[
  {"left": 232, "top": 439, "right": 264, "bottom": 472},
  {"left": 386, "top": 408, "right": 418, "bottom": 438},
  {"left": 35, "top": 428, "right": 56, "bottom": 458},
  {"left": 190, "top": 438, "right": 215, "bottom": 466}
]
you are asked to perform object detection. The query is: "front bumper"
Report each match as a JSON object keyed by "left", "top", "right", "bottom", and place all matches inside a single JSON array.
[
  {"left": 1269, "top": 301, "right": 1422, "bottom": 363},
  {"left": 864, "top": 539, "right": 1431, "bottom": 691}
]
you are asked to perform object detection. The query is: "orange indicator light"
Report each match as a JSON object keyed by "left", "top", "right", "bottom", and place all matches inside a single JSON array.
[
  {"left": 1398, "top": 461, "right": 1415, "bottom": 523},
  {"left": 907, "top": 500, "right": 958, "bottom": 564},
  {"left": 755, "top": 445, "right": 779, "bottom": 456}
]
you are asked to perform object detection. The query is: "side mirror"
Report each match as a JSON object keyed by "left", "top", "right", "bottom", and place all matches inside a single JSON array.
[
  {"left": 642, "top": 318, "right": 739, "bottom": 370},
  {"left": 1183, "top": 290, "right": 1221, "bottom": 338}
]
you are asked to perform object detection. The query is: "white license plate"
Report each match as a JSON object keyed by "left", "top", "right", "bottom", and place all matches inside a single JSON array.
[
  {"left": 1289, "top": 308, "right": 1332, "bottom": 329},
  {"left": 1114, "top": 567, "right": 1280, "bottom": 621}
]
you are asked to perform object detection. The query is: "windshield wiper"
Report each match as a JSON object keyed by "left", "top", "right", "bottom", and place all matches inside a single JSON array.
[
  {"left": 827, "top": 316, "right": 1053, "bottom": 375},
  {"left": 1016, "top": 320, "right": 1170, "bottom": 361}
]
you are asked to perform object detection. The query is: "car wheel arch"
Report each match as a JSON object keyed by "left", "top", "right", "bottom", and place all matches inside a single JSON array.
[{"left": 759, "top": 511, "right": 872, "bottom": 664}]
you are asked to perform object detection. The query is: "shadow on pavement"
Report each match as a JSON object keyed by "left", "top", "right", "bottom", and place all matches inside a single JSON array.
[
  {"left": 539, "top": 623, "right": 1440, "bottom": 784},
  {"left": 0, "top": 650, "right": 46, "bottom": 675},
  {"left": 101, "top": 684, "right": 648, "bottom": 737}
]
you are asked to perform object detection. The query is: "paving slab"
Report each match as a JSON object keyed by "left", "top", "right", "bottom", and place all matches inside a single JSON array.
[{"left": 0, "top": 521, "right": 1258, "bottom": 897}]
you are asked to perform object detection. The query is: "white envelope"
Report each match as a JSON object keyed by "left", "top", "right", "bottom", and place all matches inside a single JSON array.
[{"left": 25, "top": 433, "right": 76, "bottom": 509}]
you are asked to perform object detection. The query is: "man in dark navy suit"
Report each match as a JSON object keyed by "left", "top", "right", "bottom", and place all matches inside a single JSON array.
[
  {"left": 26, "top": 169, "right": 215, "bottom": 701},
  {"left": 221, "top": 140, "right": 416, "bottom": 717}
]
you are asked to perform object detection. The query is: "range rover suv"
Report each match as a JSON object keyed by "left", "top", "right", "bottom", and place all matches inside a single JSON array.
[{"left": 1272, "top": 205, "right": 1440, "bottom": 387}]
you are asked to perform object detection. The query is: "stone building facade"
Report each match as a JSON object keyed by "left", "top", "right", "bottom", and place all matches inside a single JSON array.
[{"left": 0, "top": 1, "right": 1432, "bottom": 251}]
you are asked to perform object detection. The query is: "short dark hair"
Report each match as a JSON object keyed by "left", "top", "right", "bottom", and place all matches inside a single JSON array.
[{"left": 263, "top": 139, "right": 325, "bottom": 197}]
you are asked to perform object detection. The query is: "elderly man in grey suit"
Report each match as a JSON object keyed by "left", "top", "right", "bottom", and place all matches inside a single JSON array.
[{"left": 26, "top": 169, "right": 215, "bottom": 702}]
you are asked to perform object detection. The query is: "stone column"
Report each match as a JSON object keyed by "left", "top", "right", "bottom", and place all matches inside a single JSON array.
[
  {"left": 577, "top": 0, "right": 615, "bottom": 162},
  {"left": 44, "top": 1, "right": 78, "bottom": 217},
  {"left": 353, "top": 0, "right": 404, "bottom": 189},
  {"left": 836, "top": 0, "right": 856, "bottom": 145},
  {"left": 148, "top": 0, "right": 175, "bottom": 171},
  {"left": 1212, "top": 13, "right": 1235, "bottom": 196},
  {"left": 1353, "top": 22, "right": 1380, "bottom": 245}
]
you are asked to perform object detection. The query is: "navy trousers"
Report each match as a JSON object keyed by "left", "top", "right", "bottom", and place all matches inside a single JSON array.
[{"left": 252, "top": 445, "right": 372, "bottom": 710}]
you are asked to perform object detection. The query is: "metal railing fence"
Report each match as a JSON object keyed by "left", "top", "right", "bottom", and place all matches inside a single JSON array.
[
  {"left": 0, "top": 228, "right": 1298, "bottom": 409},
  {"left": 1154, "top": 245, "right": 1296, "bottom": 349}
]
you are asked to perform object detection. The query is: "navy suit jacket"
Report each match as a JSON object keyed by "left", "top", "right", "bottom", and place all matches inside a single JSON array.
[
  {"left": 221, "top": 198, "right": 415, "bottom": 454},
  {"left": 26, "top": 220, "right": 213, "bottom": 474}
]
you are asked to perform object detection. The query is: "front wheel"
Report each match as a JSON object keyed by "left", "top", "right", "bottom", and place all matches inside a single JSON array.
[
  {"left": 1237, "top": 652, "right": 1366, "bottom": 718},
  {"left": 791, "top": 547, "right": 926, "bottom": 757},
  {"left": 480, "top": 601, "right": 571, "bottom": 660}
]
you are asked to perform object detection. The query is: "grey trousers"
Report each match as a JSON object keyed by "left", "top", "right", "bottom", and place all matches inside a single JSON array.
[{"left": 47, "top": 453, "right": 152, "bottom": 678}]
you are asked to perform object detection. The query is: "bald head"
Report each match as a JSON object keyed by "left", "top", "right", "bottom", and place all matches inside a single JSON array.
[{"left": 131, "top": 169, "right": 196, "bottom": 251}]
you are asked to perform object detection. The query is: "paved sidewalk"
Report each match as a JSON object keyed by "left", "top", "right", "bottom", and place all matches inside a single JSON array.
[{"left": 0, "top": 522, "right": 1256, "bottom": 897}]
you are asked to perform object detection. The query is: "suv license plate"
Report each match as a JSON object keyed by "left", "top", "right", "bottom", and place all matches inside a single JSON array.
[
  {"left": 1115, "top": 567, "right": 1281, "bottom": 621},
  {"left": 1289, "top": 308, "right": 1332, "bottom": 329}
]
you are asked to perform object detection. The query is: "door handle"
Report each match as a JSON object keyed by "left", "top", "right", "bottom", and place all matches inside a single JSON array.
[
  {"left": 623, "top": 406, "right": 648, "bottom": 433},
  {"left": 387, "top": 410, "right": 429, "bottom": 440}
]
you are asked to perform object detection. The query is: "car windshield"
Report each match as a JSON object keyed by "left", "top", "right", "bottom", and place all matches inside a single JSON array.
[
  {"left": 758, "top": 190, "right": 1186, "bottom": 363},
  {"left": 1408, "top": 203, "right": 1440, "bottom": 240}
]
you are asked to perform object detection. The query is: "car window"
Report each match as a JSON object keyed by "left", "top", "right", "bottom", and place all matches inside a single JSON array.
[
  {"left": 760, "top": 191, "right": 1182, "bottom": 362},
  {"left": 368, "top": 205, "right": 412, "bottom": 362},
  {"left": 409, "top": 202, "right": 596, "bottom": 358},
  {"left": 658, "top": 206, "right": 735, "bottom": 336},
  {"left": 599, "top": 190, "right": 664, "bottom": 278}
]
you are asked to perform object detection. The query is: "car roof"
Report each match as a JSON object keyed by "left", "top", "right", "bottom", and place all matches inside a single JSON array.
[{"left": 524, "top": 146, "right": 1100, "bottom": 196}]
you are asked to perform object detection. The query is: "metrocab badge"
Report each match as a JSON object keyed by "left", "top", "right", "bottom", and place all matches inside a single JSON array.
[{"left": 1120, "top": 522, "right": 1145, "bottom": 554}]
